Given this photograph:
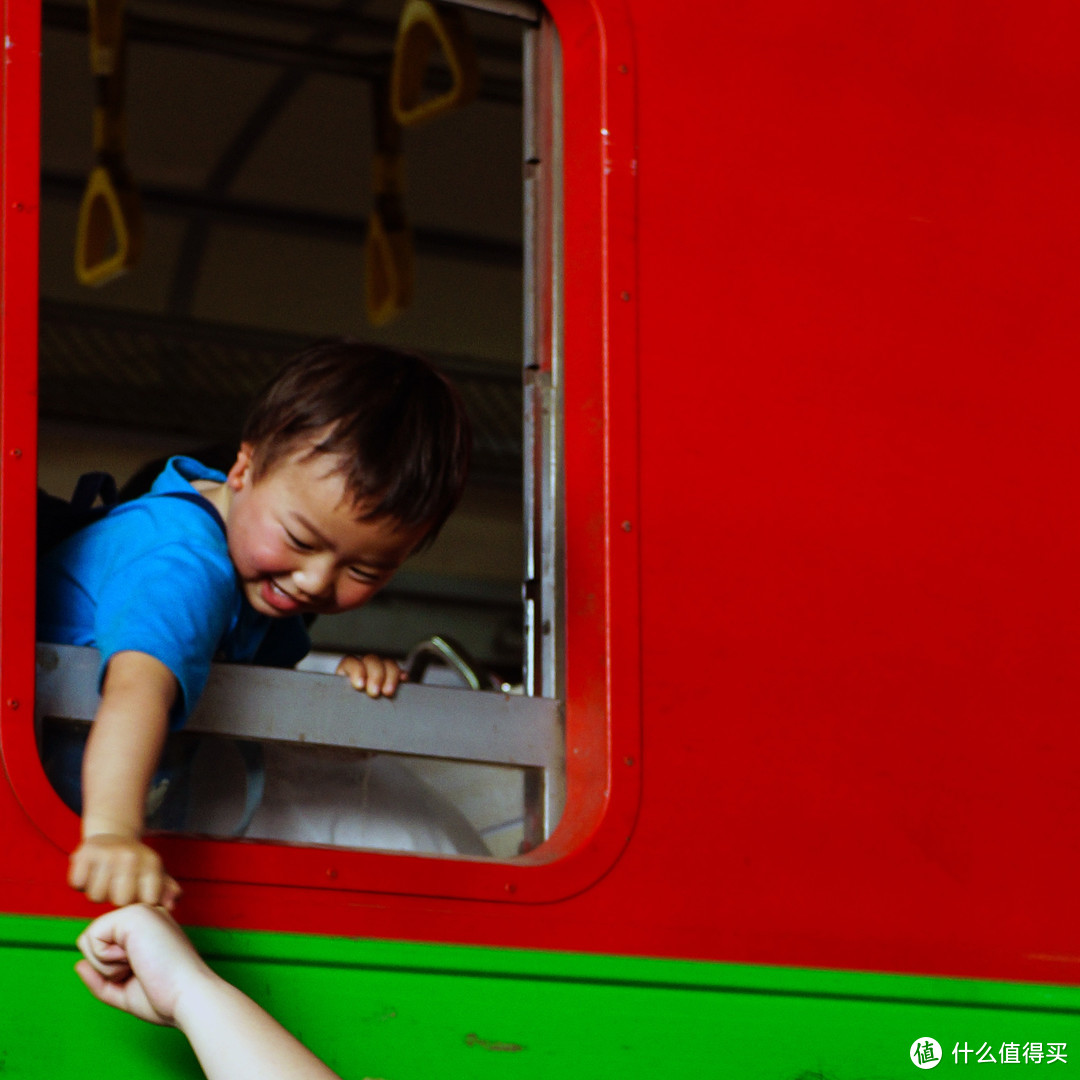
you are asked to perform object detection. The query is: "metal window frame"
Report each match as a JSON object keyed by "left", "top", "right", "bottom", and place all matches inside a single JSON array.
[{"left": 522, "top": 10, "right": 566, "bottom": 836}]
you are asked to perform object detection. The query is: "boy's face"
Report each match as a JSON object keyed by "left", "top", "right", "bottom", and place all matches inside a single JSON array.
[{"left": 224, "top": 442, "right": 428, "bottom": 619}]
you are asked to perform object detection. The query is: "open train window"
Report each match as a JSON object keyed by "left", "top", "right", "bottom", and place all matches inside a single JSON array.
[{"left": 30, "top": 0, "right": 567, "bottom": 873}]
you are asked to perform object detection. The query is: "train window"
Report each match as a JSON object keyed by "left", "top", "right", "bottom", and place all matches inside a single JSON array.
[{"left": 31, "top": 0, "right": 567, "bottom": 872}]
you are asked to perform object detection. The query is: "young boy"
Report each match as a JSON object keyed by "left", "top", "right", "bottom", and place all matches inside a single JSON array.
[{"left": 37, "top": 340, "right": 471, "bottom": 910}]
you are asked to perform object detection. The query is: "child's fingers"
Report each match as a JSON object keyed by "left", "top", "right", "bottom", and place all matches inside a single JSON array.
[
  {"left": 95, "top": 855, "right": 142, "bottom": 907},
  {"left": 335, "top": 654, "right": 366, "bottom": 691},
  {"left": 136, "top": 868, "right": 160, "bottom": 906},
  {"left": 335, "top": 654, "right": 404, "bottom": 697},
  {"left": 112, "top": 869, "right": 141, "bottom": 908},
  {"left": 136, "top": 869, "right": 181, "bottom": 909},
  {"left": 84, "top": 857, "right": 122, "bottom": 905},
  {"left": 363, "top": 655, "right": 386, "bottom": 697},
  {"left": 68, "top": 847, "right": 92, "bottom": 892},
  {"left": 376, "top": 659, "right": 404, "bottom": 697},
  {"left": 72, "top": 839, "right": 171, "bottom": 908},
  {"left": 70, "top": 840, "right": 111, "bottom": 900},
  {"left": 363, "top": 655, "right": 402, "bottom": 698},
  {"left": 158, "top": 875, "right": 183, "bottom": 912}
]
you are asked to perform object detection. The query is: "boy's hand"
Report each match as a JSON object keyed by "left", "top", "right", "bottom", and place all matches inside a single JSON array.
[
  {"left": 70, "top": 834, "right": 182, "bottom": 910},
  {"left": 76, "top": 903, "right": 211, "bottom": 1027},
  {"left": 335, "top": 653, "right": 406, "bottom": 698}
]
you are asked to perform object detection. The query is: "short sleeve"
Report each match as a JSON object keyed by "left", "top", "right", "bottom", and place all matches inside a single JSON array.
[{"left": 94, "top": 542, "right": 236, "bottom": 727}]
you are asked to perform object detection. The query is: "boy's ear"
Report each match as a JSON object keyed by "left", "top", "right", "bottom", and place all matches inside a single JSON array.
[{"left": 226, "top": 443, "right": 256, "bottom": 490}]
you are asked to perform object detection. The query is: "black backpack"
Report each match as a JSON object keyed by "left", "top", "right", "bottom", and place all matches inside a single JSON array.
[
  {"left": 37, "top": 471, "right": 225, "bottom": 554},
  {"left": 37, "top": 472, "right": 120, "bottom": 554}
]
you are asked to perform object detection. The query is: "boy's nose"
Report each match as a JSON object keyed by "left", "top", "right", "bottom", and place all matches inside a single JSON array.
[{"left": 293, "top": 560, "right": 335, "bottom": 600}]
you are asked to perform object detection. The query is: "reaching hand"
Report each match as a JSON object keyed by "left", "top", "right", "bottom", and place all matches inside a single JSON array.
[
  {"left": 75, "top": 904, "right": 211, "bottom": 1027},
  {"left": 70, "top": 834, "right": 182, "bottom": 909},
  {"left": 76, "top": 905, "right": 345, "bottom": 1080},
  {"left": 335, "top": 653, "right": 406, "bottom": 698}
]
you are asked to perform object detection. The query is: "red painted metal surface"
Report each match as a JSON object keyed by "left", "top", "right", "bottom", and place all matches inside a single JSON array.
[{"left": 4, "top": 0, "right": 1080, "bottom": 988}]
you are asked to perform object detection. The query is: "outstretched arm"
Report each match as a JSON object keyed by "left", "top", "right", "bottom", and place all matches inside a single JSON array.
[
  {"left": 70, "top": 650, "right": 181, "bottom": 908},
  {"left": 76, "top": 905, "right": 343, "bottom": 1080}
]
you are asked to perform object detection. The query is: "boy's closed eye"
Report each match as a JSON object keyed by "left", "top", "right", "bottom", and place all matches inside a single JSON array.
[
  {"left": 284, "top": 528, "right": 315, "bottom": 551},
  {"left": 281, "top": 519, "right": 390, "bottom": 589},
  {"left": 347, "top": 566, "right": 384, "bottom": 585}
]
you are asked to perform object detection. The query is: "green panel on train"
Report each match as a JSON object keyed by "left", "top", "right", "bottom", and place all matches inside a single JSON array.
[{"left": 1, "top": 914, "right": 1078, "bottom": 1078}]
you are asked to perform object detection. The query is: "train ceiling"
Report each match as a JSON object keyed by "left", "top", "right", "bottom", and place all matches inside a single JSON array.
[{"left": 37, "top": 0, "right": 533, "bottom": 489}]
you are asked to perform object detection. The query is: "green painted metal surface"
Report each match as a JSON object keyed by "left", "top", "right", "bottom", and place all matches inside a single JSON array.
[{"left": 0, "top": 913, "right": 1078, "bottom": 1077}]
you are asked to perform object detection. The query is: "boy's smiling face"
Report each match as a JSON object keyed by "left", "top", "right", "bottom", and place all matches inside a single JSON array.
[{"left": 224, "top": 441, "right": 428, "bottom": 619}]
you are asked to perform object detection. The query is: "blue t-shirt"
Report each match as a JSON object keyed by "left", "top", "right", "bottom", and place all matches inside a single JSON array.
[{"left": 37, "top": 457, "right": 310, "bottom": 726}]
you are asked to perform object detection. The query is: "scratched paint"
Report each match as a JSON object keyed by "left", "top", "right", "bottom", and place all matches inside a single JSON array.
[{"left": 464, "top": 1033, "right": 526, "bottom": 1052}]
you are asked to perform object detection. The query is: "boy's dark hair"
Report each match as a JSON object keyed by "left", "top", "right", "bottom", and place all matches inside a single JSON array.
[{"left": 242, "top": 340, "right": 471, "bottom": 548}]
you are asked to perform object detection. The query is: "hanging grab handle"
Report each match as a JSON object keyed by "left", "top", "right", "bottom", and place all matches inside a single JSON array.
[
  {"left": 75, "top": 165, "right": 142, "bottom": 287},
  {"left": 389, "top": 0, "right": 479, "bottom": 128},
  {"left": 365, "top": 76, "right": 414, "bottom": 326},
  {"left": 75, "top": 0, "right": 143, "bottom": 287},
  {"left": 365, "top": 203, "right": 414, "bottom": 327}
]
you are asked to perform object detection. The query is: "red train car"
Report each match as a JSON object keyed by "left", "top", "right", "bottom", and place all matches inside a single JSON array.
[{"left": 3, "top": 0, "right": 1080, "bottom": 1076}]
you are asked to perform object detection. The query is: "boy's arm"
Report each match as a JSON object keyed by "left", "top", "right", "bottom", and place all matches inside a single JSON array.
[
  {"left": 76, "top": 905, "right": 343, "bottom": 1080},
  {"left": 70, "top": 650, "right": 182, "bottom": 909}
]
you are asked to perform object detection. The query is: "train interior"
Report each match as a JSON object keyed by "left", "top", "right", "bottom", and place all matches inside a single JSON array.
[{"left": 35, "top": 0, "right": 557, "bottom": 860}]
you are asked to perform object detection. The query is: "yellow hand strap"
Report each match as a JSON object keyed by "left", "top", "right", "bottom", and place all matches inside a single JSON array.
[
  {"left": 390, "top": 0, "right": 479, "bottom": 127},
  {"left": 75, "top": 0, "right": 143, "bottom": 286}
]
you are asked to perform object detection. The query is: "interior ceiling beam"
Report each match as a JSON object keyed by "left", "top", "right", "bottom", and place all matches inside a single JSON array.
[
  {"left": 41, "top": 170, "right": 524, "bottom": 268},
  {"left": 165, "top": 15, "right": 343, "bottom": 318},
  {"left": 42, "top": 2, "right": 523, "bottom": 107},
  {"left": 38, "top": 297, "right": 521, "bottom": 381},
  {"left": 134, "top": 0, "right": 532, "bottom": 59},
  {"left": 38, "top": 297, "right": 524, "bottom": 493}
]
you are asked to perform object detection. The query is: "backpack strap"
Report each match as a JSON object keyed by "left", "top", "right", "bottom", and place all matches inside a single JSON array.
[
  {"left": 69, "top": 470, "right": 118, "bottom": 512},
  {"left": 37, "top": 472, "right": 119, "bottom": 554},
  {"left": 39, "top": 472, "right": 227, "bottom": 554}
]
